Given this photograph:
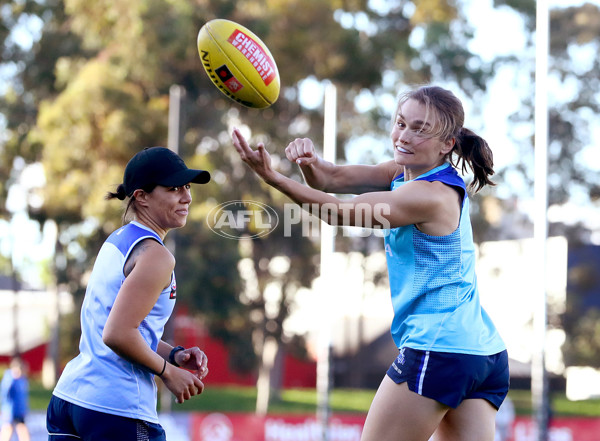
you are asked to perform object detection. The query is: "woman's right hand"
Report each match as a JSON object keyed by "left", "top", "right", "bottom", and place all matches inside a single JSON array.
[
  {"left": 232, "top": 127, "right": 280, "bottom": 185},
  {"left": 285, "top": 138, "right": 319, "bottom": 166},
  {"left": 161, "top": 363, "right": 205, "bottom": 404}
]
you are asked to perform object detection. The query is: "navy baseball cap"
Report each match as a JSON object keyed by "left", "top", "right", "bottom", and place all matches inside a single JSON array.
[{"left": 124, "top": 147, "right": 210, "bottom": 197}]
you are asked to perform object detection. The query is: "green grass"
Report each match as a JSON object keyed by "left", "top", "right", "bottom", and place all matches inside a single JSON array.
[
  {"left": 29, "top": 380, "right": 55, "bottom": 411},
  {"left": 29, "top": 380, "right": 375, "bottom": 414},
  {"left": 168, "top": 386, "right": 375, "bottom": 414},
  {"left": 27, "top": 380, "right": 600, "bottom": 417},
  {"left": 498, "top": 389, "right": 600, "bottom": 417}
]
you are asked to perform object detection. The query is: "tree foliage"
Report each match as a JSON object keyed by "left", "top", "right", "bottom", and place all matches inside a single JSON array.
[
  {"left": 0, "top": 0, "right": 85, "bottom": 216},
  {"left": 496, "top": 2, "right": 600, "bottom": 366},
  {"left": 3, "top": 0, "right": 599, "bottom": 396}
]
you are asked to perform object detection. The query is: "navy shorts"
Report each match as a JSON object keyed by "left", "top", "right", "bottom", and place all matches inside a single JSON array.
[
  {"left": 386, "top": 347, "right": 509, "bottom": 409},
  {"left": 46, "top": 395, "right": 166, "bottom": 441}
]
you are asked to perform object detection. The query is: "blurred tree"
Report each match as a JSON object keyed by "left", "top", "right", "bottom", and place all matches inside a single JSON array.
[
  {"left": 0, "top": 0, "right": 86, "bottom": 215},
  {"left": 0, "top": 0, "right": 510, "bottom": 410},
  {"left": 6, "top": 0, "right": 598, "bottom": 410},
  {"left": 495, "top": 1, "right": 600, "bottom": 367},
  {"left": 490, "top": 1, "right": 600, "bottom": 212}
]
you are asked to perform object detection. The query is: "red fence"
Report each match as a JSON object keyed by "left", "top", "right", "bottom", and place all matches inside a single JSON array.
[
  {"left": 20, "top": 411, "right": 600, "bottom": 441},
  {"left": 508, "top": 416, "right": 600, "bottom": 441},
  {"left": 184, "top": 413, "right": 600, "bottom": 441},
  {"left": 190, "top": 413, "right": 364, "bottom": 441}
]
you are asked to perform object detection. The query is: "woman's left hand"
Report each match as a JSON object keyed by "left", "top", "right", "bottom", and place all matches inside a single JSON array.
[{"left": 175, "top": 347, "right": 209, "bottom": 380}]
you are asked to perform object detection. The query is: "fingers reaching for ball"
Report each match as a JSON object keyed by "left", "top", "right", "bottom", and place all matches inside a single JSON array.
[{"left": 231, "top": 128, "right": 279, "bottom": 185}]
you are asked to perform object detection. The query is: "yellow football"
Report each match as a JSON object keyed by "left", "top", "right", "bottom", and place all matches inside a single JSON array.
[{"left": 197, "top": 19, "right": 280, "bottom": 109}]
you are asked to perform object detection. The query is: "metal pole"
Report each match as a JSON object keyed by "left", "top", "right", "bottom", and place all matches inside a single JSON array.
[
  {"left": 317, "top": 81, "right": 337, "bottom": 441},
  {"left": 168, "top": 84, "right": 184, "bottom": 155},
  {"left": 533, "top": 1, "right": 550, "bottom": 440}
]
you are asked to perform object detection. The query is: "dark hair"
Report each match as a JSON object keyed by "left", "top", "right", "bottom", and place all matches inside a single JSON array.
[
  {"left": 105, "top": 183, "right": 157, "bottom": 224},
  {"left": 396, "top": 85, "right": 495, "bottom": 192},
  {"left": 106, "top": 184, "right": 128, "bottom": 201}
]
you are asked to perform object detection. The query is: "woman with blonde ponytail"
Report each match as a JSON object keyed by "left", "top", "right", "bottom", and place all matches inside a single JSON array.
[{"left": 232, "top": 84, "right": 508, "bottom": 441}]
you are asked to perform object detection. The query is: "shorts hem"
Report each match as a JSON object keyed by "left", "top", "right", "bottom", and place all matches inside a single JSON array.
[{"left": 386, "top": 347, "right": 509, "bottom": 410}]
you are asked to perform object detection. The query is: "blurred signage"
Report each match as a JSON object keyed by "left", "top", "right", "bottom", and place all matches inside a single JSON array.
[
  {"left": 190, "top": 413, "right": 364, "bottom": 441},
  {"left": 23, "top": 411, "right": 600, "bottom": 441},
  {"left": 508, "top": 416, "right": 600, "bottom": 441}
]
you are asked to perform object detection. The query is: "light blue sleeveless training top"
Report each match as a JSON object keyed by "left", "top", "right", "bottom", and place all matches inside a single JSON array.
[
  {"left": 53, "top": 221, "right": 176, "bottom": 423},
  {"left": 384, "top": 163, "right": 505, "bottom": 355}
]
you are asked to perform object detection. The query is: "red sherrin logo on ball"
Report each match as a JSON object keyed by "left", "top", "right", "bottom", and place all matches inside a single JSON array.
[
  {"left": 227, "top": 29, "right": 276, "bottom": 86},
  {"left": 215, "top": 65, "right": 244, "bottom": 93}
]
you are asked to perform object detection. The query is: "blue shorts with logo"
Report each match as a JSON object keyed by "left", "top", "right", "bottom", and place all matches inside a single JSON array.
[
  {"left": 386, "top": 347, "right": 509, "bottom": 409},
  {"left": 46, "top": 395, "right": 166, "bottom": 441}
]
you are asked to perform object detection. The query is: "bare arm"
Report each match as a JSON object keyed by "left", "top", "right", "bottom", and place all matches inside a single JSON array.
[
  {"left": 233, "top": 129, "right": 460, "bottom": 234},
  {"left": 103, "top": 239, "right": 205, "bottom": 403},
  {"left": 285, "top": 137, "right": 398, "bottom": 194}
]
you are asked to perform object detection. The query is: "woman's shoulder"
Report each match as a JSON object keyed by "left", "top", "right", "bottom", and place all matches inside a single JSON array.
[{"left": 124, "top": 238, "right": 173, "bottom": 278}]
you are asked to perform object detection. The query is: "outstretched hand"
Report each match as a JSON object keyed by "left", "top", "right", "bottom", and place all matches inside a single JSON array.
[{"left": 232, "top": 127, "right": 279, "bottom": 185}]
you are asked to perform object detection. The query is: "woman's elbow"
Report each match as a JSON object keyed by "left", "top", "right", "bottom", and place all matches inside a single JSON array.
[{"left": 102, "top": 326, "right": 125, "bottom": 351}]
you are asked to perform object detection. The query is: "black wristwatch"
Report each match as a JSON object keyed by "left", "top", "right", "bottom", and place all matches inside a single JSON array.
[{"left": 169, "top": 345, "right": 185, "bottom": 367}]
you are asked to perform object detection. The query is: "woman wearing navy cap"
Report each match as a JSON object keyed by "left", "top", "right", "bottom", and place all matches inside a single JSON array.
[
  {"left": 232, "top": 86, "right": 509, "bottom": 441},
  {"left": 47, "top": 147, "right": 210, "bottom": 441}
]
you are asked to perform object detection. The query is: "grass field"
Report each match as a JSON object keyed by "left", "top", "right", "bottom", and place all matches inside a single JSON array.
[
  {"left": 28, "top": 381, "right": 600, "bottom": 417},
  {"left": 169, "top": 386, "right": 377, "bottom": 413},
  {"left": 28, "top": 381, "right": 377, "bottom": 414}
]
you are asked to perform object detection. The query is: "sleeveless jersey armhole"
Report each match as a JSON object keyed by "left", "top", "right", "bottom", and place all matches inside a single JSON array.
[{"left": 123, "top": 236, "right": 163, "bottom": 278}]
